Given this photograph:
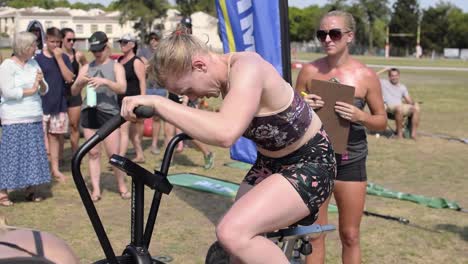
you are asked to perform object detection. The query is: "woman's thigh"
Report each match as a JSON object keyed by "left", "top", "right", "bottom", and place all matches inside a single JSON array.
[{"left": 220, "top": 174, "right": 310, "bottom": 236}]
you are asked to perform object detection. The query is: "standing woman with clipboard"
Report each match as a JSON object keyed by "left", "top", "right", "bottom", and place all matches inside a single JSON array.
[{"left": 295, "top": 10, "right": 387, "bottom": 264}]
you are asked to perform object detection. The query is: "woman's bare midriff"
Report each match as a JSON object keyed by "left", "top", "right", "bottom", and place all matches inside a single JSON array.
[{"left": 257, "top": 111, "right": 323, "bottom": 158}]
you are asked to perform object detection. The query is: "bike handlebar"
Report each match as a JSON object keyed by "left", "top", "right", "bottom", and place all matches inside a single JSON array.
[{"left": 95, "top": 106, "right": 155, "bottom": 139}]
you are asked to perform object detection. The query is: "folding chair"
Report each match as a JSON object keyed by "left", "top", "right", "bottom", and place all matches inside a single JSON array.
[{"left": 386, "top": 111, "right": 412, "bottom": 138}]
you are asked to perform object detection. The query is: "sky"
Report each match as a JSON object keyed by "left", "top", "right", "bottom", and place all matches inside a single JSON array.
[{"left": 69, "top": 0, "right": 468, "bottom": 13}]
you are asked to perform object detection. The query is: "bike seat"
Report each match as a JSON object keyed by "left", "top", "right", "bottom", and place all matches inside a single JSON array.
[{"left": 294, "top": 214, "right": 317, "bottom": 226}]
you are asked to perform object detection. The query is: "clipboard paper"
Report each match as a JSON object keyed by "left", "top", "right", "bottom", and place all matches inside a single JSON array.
[{"left": 306, "top": 79, "right": 355, "bottom": 153}]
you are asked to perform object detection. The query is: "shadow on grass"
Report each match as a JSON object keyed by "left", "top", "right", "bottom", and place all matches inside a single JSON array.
[
  {"left": 173, "top": 187, "right": 233, "bottom": 225},
  {"left": 7, "top": 183, "right": 53, "bottom": 203},
  {"left": 435, "top": 224, "right": 468, "bottom": 241}
]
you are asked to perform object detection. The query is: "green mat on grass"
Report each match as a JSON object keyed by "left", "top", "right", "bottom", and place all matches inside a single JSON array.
[
  {"left": 223, "top": 161, "right": 252, "bottom": 170},
  {"left": 168, "top": 173, "right": 338, "bottom": 212},
  {"left": 222, "top": 162, "right": 462, "bottom": 211}
]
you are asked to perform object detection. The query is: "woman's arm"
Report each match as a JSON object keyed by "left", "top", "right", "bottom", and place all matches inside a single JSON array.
[
  {"left": 88, "top": 62, "right": 126, "bottom": 94},
  {"left": 122, "top": 56, "right": 264, "bottom": 147},
  {"left": 0, "top": 64, "right": 24, "bottom": 100},
  {"left": 76, "top": 51, "right": 88, "bottom": 66},
  {"left": 356, "top": 68, "right": 387, "bottom": 131},
  {"left": 53, "top": 48, "right": 74, "bottom": 83},
  {"left": 71, "top": 64, "right": 89, "bottom": 96},
  {"left": 295, "top": 63, "right": 324, "bottom": 110},
  {"left": 23, "top": 69, "right": 48, "bottom": 96},
  {"left": 134, "top": 58, "right": 146, "bottom": 95}
]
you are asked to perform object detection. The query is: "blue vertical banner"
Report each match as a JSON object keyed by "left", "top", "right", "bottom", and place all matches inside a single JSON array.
[{"left": 216, "top": 0, "right": 284, "bottom": 164}]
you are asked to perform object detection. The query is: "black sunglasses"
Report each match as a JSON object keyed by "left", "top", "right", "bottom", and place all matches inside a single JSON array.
[
  {"left": 119, "top": 40, "right": 130, "bottom": 45},
  {"left": 316, "top": 28, "right": 350, "bottom": 42},
  {"left": 66, "top": 38, "right": 76, "bottom": 43},
  {"left": 91, "top": 47, "right": 105, "bottom": 53}
]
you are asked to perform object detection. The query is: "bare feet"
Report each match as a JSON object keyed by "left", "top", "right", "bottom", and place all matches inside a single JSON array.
[
  {"left": 0, "top": 194, "right": 13, "bottom": 207},
  {"left": 90, "top": 190, "right": 101, "bottom": 203},
  {"left": 131, "top": 157, "right": 145, "bottom": 164},
  {"left": 52, "top": 171, "right": 67, "bottom": 183}
]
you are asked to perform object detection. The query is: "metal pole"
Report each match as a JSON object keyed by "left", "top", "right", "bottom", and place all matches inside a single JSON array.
[{"left": 279, "top": 0, "right": 291, "bottom": 84}]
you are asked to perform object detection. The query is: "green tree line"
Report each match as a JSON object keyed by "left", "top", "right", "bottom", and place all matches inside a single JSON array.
[
  {"left": 290, "top": 0, "right": 468, "bottom": 55},
  {"left": 4, "top": 0, "right": 467, "bottom": 55}
]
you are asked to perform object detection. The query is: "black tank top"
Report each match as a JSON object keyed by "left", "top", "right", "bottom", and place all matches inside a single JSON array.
[
  {"left": 337, "top": 98, "right": 368, "bottom": 165},
  {"left": 119, "top": 55, "right": 142, "bottom": 96},
  {"left": 65, "top": 49, "right": 80, "bottom": 97},
  {"left": 70, "top": 49, "right": 80, "bottom": 77}
]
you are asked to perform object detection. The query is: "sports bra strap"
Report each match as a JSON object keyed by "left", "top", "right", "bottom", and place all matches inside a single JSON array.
[{"left": 226, "top": 53, "right": 233, "bottom": 89}]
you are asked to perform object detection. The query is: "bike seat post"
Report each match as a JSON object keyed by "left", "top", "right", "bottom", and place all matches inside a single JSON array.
[
  {"left": 143, "top": 133, "right": 192, "bottom": 248},
  {"left": 132, "top": 175, "right": 145, "bottom": 247}
]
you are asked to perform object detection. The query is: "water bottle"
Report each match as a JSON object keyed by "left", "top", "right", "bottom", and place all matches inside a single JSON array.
[{"left": 86, "top": 84, "right": 97, "bottom": 107}]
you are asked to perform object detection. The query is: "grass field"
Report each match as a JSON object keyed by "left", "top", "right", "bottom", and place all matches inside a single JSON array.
[{"left": 1, "top": 54, "right": 467, "bottom": 263}]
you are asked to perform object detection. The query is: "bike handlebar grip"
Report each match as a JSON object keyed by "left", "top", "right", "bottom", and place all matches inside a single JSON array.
[
  {"left": 95, "top": 114, "right": 125, "bottom": 140},
  {"left": 134, "top": 105, "right": 155, "bottom": 118}
]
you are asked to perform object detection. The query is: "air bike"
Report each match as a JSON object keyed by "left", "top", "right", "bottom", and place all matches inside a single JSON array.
[{"left": 71, "top": 106, "right": 335, "bottom": 264}]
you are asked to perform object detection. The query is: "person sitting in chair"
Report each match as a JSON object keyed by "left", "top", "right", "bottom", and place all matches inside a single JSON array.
[{"left": 377, "top": 67, "right": 420, "bottom": 139}]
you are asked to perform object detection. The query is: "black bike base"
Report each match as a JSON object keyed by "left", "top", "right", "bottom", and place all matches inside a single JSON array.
[{"left": 93, "top": 256, "right": 165, "bottom": 264}]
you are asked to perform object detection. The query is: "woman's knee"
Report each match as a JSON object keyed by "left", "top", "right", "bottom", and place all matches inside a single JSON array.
[
  {"left": 216, "top": 219, "right": 248, "bottom": 254},
  {"left": 339, "top": 227, "right": 360, "bottom": 247},
  {"left": 88, "top": 148, "right": 100, "bottom": 160}
]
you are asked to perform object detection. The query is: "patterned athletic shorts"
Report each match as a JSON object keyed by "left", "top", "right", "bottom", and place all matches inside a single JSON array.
[
  {"left": 43, "top": 112, "right": 69, "bottom": 134},
  {"left": 243, "top": 128, "right": 336, "bottom": 222}
]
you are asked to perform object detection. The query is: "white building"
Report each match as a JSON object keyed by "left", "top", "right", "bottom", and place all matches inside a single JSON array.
[{"left": 0, "top": 7, "right": 222, "bottom": 51}]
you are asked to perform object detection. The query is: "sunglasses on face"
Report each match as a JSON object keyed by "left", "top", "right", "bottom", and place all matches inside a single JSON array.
[
  {"left": 119, "top": 40, "right": 130, "bottom": 45},
  {"left": 316, "top": 28, "right": 350, "bottom": 42},
  {"left": 150, "top": 37, "right": 159, "bottom": 41},
  {"left": 66, "top": 38, "right": 76, "bottom": 43},
  {"left": 91, "top": 47, "right": 105, "bottom": 53}
]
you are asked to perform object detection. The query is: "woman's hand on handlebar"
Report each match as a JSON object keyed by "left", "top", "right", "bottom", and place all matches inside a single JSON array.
[{"left": 121, "top": 95, "right": 156, "bottom": 122}]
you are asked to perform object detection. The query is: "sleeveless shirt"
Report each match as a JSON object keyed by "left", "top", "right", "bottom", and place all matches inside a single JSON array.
[
  {"left": 338, "top": 98, "right": 368, "bottom": 165},
  {"left": 118, "top": 55, "right": 142, "bottom": 96},
  {"left": 83, "top": 59, "right": 120, "bottom": 115}
]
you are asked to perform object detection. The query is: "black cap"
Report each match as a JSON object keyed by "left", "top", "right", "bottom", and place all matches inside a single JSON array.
[
  {"left": 149, "top": 31, "right": 162, "bottom": 40},
  {"left": 180, "top": 17, "right": 192, "bottom": 28},
  {"left": 89, "top": 31, "right": 108, "bottom": 52}
]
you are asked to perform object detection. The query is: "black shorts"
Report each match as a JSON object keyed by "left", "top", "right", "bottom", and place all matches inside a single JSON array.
[
  {"left": 66, "top": 94, "right": 82, "bottom": 108},
  {"left": 243, "top": 128, "right": 336, "bottom": 221},
  {"left": 335, "top": 158, "right": 367, "bottom": 182},
  {"left": 80, "top": 108, "right": 115, "bottom": 129}
]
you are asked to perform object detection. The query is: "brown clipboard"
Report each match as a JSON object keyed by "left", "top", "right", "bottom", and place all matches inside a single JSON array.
[{"left": 306, "top": 79, "right": 355, "bottom": 154}]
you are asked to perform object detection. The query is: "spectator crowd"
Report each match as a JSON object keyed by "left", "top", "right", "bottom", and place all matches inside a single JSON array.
[{"left": 0, "top": 19, "right": 215, "bottom": 207}]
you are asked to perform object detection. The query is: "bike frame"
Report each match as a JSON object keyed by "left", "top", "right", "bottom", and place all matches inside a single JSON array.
[{"left": 71, "top": 108, "right": 191, "bottom": 264}]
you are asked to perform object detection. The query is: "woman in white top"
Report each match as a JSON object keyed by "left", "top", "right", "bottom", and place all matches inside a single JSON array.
[{"left": 0, "top": 32, "right": 50, "bottom": 206}]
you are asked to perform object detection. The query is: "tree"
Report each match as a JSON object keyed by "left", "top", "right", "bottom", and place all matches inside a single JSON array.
[
  {"left": 175, "top": 0, "right": 216, "bottom": 17},
  {"left": 114, "top": 0, "right": 169, "bottom": 41},
  {"left": 420, "top": 3, "right": 453, "bottom": 53},
  {"left": 6, "top": 0, "right": 105, "bottom": 10},
  {"left": 176, "top": 0, "right": 197, "bottom": 16},
  {"left": 389, "top": 0, "right": 421, "bottom": 56},
  {"left": 288, "top": 5, "right": 323, "bottom": 42},
  {"left": 353, "top": 0, "right": 390, "bottom": 54},
  {"left": 447, "top": 8, "right": 468, "bottom": 48}
]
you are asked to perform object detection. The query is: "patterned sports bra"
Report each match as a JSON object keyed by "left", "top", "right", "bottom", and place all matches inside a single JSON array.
[{"left": 227, "top": 53, "right": 313, "bottom": 151}]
